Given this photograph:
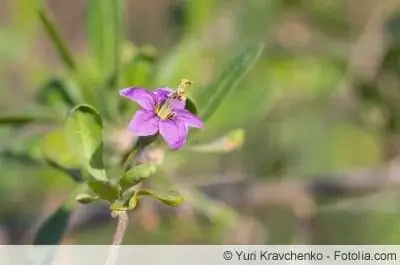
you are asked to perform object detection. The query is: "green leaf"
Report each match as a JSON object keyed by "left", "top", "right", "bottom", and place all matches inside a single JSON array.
[
  {"left": 197, "top": 43, "right": 264, "bottom": 122},
  {"left": 42, "top": 129, "right": 80, "bottom": 168},
  {"left": 128, "top": 195, "right": 138, "bottom": 209},
  {"left": 0, "top": 114, "right": 54, "bottom": 126},
  {"left": 38, "top": 8, "right": 76, "bottom": 71},
  {"left": 120, "top": 164, "right": 156, "bottom": 189},
  {"left": 118, "top": 45, "right": 157, "bottom": 120},
  {"left": 38, "top": 78, "right": 75, "bottom": 107},
  {"left": 186, "top": 129, "right": 245, "bottom": 153},
  {"left": 87, "top": 180, "right": 120, "bottom": 202},
  {"left": 1, "top": 132, "right": 44, "bottom": 165},
  {"left": 185, "top": 97, "right": 198, "bottom": 115},
  {"left": 33, "top": 204, "right": 71, "bottom": 245},
  {"left": 65, "top": 104, "right": 107, "bottom": 181},
  {"left": 0, "top": 150, "right": 40, "bottom": 166},
  {"left": 87, "top": 0, "right": 125, "bottom": 77},
  {"left": 75, "top": 193, "right": 99, "bottom": 204},
  {"left": 110, "top": 200, "right": 129, "bottom": 211},
  {"left": 137, "top": 189, "right": 184, "bottom": 207},
  {"left": 45, "top": 159, "right": 83, "bottom": 183},
  {"left": 110, "top": 190, "right": 139, "bottom": 211},
  {"left": 32, "top": 184, "right": 87, "bottom": 246},
  {"left": 37, "top": 78, "right": 83, "bottom": 116},
  {"left": 75, "top": 194, "right": 99, "bottom": 204}
]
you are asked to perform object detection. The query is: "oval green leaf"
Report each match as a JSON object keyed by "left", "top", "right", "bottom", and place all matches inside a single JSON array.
[
  {"left": 65, "top": 104, "right": 107, "bottom": 181},
  {"left": 120, "top": 164, "right": 156, "bottom": 189},
  {"left": 42, "top": 129, "right": 80, "bottom": 168},
  {"left": 87, "top": 180, "right": 120, "bottom": 202}
]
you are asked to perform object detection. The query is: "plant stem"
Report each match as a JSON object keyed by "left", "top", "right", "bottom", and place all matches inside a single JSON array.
[
  {"left": 122, "top": 148, "right": 139, "bottom": 172},
  {"left": 106, "top": 211, "right": 129, "bottom": 265}
]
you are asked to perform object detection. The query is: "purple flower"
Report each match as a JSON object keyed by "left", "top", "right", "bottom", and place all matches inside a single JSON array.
[{"left": 120, "top": 87, "right": 204, "bottom": 150}]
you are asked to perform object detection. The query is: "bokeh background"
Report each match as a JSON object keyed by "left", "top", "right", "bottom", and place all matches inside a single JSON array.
[{"left": 1, "top": 0, "right": 400, "bottom": 245}]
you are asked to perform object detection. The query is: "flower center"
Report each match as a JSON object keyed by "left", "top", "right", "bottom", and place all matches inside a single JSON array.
[
  {"left": 155, "top": 79, "right": 193, "bottom": 120},
  {"left": 156, "top": 100, "right": 175, "bottom": 120}
]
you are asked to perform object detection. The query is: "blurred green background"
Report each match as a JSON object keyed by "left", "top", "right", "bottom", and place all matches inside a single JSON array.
[{"left": 1, "top": 0, "right": 400, "bottom": 245}]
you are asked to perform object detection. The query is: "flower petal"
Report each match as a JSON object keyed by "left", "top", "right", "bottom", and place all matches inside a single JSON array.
[
  {"left": 128, "top": 110, "right": 160, "bottom": 136},
  {"left": 159, "top": 119, "right": 188, "bottom": 150},
  {"left": 175, "top": 109, "right": 204, "bottom": 128},
  {"left": 120, "top": 87, "right": 156, "bottom": 110},
  {"left": 154, "top": 87, "right": 173, "bottom": 101},
  {"left": 154, "top": 87, "right": 185, "bottom": 109},
  {"left": 171, "top": 99, "right": 186, "bottom": 110}
]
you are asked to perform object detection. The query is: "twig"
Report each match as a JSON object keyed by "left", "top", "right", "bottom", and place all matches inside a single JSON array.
[{"left": 106, "top": 211, "right": 129, "bottom": 265}]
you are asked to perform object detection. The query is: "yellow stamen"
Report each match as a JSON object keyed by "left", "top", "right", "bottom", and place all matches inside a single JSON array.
[
  {"left": 156, "top": 100, "right": 174, "bottom": 120},
  {"left": 179, "top": 79, "right": 193, "bottom": 88},
  {"left": 175, "top": 79, "right": 193, "bottom": 101}
]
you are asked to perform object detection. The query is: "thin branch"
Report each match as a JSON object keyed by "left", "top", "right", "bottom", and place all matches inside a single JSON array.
[
  {"left": 67, "top": 160, "right": 400, "bottom": 234},
  {"left": 106, "top": 211, "right": 129, "bottom": 265}
]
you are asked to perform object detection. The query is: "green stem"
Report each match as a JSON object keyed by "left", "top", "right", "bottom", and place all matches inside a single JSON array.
[{"left": 122, "top": 148, "right": 139, "bottom": 172}]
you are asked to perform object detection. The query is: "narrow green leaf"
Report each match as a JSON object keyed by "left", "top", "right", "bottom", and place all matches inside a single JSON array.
[
  {"left": 0, "top": 115, "right": 37, "bottom": 124},
  {"left": 87, "top": 0, "right": 125, "bottom": 77},
  {"left": 65, "top": 104, "right": 107, "bottom": 181},
  {"left": 0, "top": 115, "right": 54, "bottom": 126},
  {"left": 0, "top": 150, "right": 41, "bottom": 166},
  {"left": 37, "top": 78, "right": 83, "bottom": 116},
  {"left": 197, "top": 43, "right": 264, "bottom": 121},
  {"left": 0, "top": 132, "right": 44, "bottom": 167},
  {"left": 87, "top": 180, "right": 120, "bottom": 202},
  {"left": 32, "top": 184, "right": 86, "bottom": 245},
  {"left": 186, "top": 129, "right": 245, "bottom": 153},
  {"left": 33, "top": 204, "right": 70, "bottom": 245},
  {"left": 38, "top": 8, "right": 76, "bottom": 71},
  {"left": 38, "top": 78, "right": 75, "bottom": 107},
  {"left": 75, "top": 193, "right": 99, "bottom": 204},
  {"left": 120, "top": 164, "right": 156, "bottom": 189},
  {"left": 137, "top": 189, "right": 184, "bottom": 207}
]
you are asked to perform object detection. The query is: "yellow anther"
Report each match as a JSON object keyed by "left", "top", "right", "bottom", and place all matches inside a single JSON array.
[
  {"left": 175, "top": 79, "right": 192, "bottom": 101},
  {"left": 178, "top": 79, "right": 193, "bottom": 91}
]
